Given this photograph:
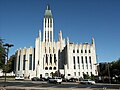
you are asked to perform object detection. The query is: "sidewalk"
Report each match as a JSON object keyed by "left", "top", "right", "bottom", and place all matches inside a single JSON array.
[
  {"left": 0, "top": 85, "right": 98, "bottom": 90},
  {"left": 0, "top": 86, "right": 115, "bottom": 90}
]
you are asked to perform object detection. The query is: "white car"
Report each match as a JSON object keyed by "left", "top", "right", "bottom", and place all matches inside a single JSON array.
[
  {"left": 49, "top": 77, "right": 62, "bottom": 84},
  {"left": 80, "top": 79, "right": 95, "bottom": 85},
  {"left": 15, "top": 76, "right": 24, "bottom": 80}
]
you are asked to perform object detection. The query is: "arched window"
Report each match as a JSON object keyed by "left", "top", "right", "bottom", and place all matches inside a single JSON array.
[
  {"left": 53, "top": 67, "right": 56, "bottom": 70},
  {"left": 45, "top": 67, "right": 48, "bottom": 70},
  {"left": 49, "top": 67, "right": 52, "bottom": 70}
]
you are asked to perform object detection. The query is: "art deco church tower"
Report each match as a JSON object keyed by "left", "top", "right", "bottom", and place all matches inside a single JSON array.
[
  {"left": 43, "top": 5, "right": 53, "bottom": 42},
  {"left": 35, "top": 5, "right": 65, "bottom": 78}
]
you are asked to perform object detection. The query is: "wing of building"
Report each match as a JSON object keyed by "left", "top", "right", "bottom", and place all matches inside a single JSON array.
[{"left": 15, "top": 5, "right": 98, "bottom": 79}]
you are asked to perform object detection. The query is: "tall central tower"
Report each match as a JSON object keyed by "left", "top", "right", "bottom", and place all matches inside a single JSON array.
[{"left": 43, "top": 5, "right": 53, "bottom": 42}]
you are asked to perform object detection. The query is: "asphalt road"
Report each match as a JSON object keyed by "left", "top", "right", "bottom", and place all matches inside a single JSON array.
[{"left": 0, "top": 80, "right": 120, "bottom": 90}]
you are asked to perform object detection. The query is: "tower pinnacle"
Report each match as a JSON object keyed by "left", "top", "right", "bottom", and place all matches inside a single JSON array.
[
  {"left": 44, "top": 5, "right": 52, "bottom": 18},
  {"left": 47, "top": 4, "right": 50, "bottom": 10}
]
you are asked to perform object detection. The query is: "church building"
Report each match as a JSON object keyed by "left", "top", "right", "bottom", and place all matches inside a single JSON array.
[{"left": 15, "top": 5, "right": 98, "bottom": 79}]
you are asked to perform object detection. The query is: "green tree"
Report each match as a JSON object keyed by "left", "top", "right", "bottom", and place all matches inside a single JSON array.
[
  {"left": 6, "top": 55, "right": 16, "bottom": 73},
  {"left": 52, "top": 70, "right": 61, "bottom": 77},
  {"left": 91, "top": 74, "right": 95, "bottom": 80},
  {"left": 83, "top": 73, "right": 90, "bottom": 79},
  {"left": 110, "top": 59, "right": 120, "bottom": 77},
  {"left": 0, "top": 38, "right": 6, "bottom": 69}
]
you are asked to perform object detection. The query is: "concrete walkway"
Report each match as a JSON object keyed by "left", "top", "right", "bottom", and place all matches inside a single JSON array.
[{"left": 0, "top": 86, "right": 117, "bottom": 90}]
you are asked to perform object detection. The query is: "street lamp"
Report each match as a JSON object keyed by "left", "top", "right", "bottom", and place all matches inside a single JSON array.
[{"left": 3, "top": 43, "right": 14, "bottom": 85}]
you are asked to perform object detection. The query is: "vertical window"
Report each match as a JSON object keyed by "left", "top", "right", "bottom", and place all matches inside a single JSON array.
[
  {"left": 89, "top": 56, "right": 91, "bottom": 64},
  {"left": 46, "top": 54, "right": 48, "bottom": 64},
  {"left": 78, "top": 72, "right": 80, "bottom": 76},
  {"left": 48, "top": 18, "right": 49, "bottom": 27},
  {"left": 18, "top": 55, "right": 20, "bottom": 71},
  {"left": 78, "top": 65, "right": 80, "bottom": 69},
  {"left": 81, "top": 56, "right": 84, "bottom": 69},
  {"left": 48, "top": 31, "right": 49, "bottom": 41},
  {"left": 50, "top": 31, "right": 52, "bottom": 42},
  {"left": 85, "top": 56, "right": 88, "bottom": 69},
  {"left": 86, "top": 64, "right": 88, "bottom": 69},
  {"left": 50, "top": 54, "right": 52, "bottom": 64},
  {"left": 77, "top": 56, "right": 79, "bottom": 64},
  {"left": 50, "top": 19, "right": 52, "bottom": 27},
  {"left": 23, "top": 55, "right": 26, "bottom": 70},
  {"left": 29, "top": 54, "right": 32, "bottom": 70},
  {"left": 45, "top": 31, "right": 46, "bottom": 42},
  {"left": 77, "top": 56, "right": 80, "bottom": 69},
  {"left": 82, "top": 64, "right": 84, "bottom": 69},
  {"left": 90, "top": 64, "right": 92, "bottom": 69},
  {"left": 73, "top": 57, "right": 75, "bottom": 64},
  {"left": 85, "top": 50, "right": 87, "bottom": 53},
  {"left": 81, "top": 50, "right": 83, "bottom": 53},
  {"left": 73, "top": 56, "right": 76, "bottom": 69},
  {"left": 81, "top": 56, "right": 83, "bottom": 64},
  {"left": 54, "top": 54, "right": 56, "bottom": 64},
  {"left": 38, "top": 60, "right": 39, "bottom": 65},
  {"left": 33, "top": 48, "right": 35, "bottom": 70},
  {"left": 77, "top": 49, "right": 79, "bottom": 53},
  {"left": 49, "top": 47, "right": 51, "bottom": 53},
  {"left": 45, "top": 47, "right": 46, "bottom": 53},
  {"left": 53, "top": 47, "right": 55, "bottom": 53},
  {"left": 85, "top": 56, "right": 87, "bottom": 64},
  {"left": 89, "top": 50, "right": 91, "bottom": 53},
  {"left": 73, "top": 50, "right": 75, "bottom": 53},
  {"left": 74, "top": 72, "right": 76, "bottom": 76}
]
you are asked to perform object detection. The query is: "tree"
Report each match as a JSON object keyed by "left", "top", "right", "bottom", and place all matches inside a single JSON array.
[
  {"left": 52, "top": 70, "right": 61, "bottom": 77},
  {"left": 0, "top": 38, "right": 6, "bottom": 69},
  {"left": 83, "top": 73, "right": 90, "bottom": 79},
  {"left": 99, "top": 63, "right": 110, "bottom": 76},
  {"left": 6, "top": 55, "right": 16, "bottom": 73},
  {"left": 91, "top": 74, "right": 95, "bottom": 80},
  {"left": 99, "top": 59, "right": 120, "bottom": 83},
  {"left": 110, "top": 59, "right": 120, "bottom": 77}
]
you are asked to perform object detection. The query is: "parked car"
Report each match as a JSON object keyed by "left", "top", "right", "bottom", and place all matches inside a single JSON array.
[
  {"left": 68, "top": 78, "right": 78, "bottom": 82},
  {"left": 48, "top": 77, "right": 62, "bottom": 84},
  {"left": 80, "top": 79, "right": 95, "bottom": 85},
  {"left": 31, "top": 77, "right": 40, "bottom": 81},
  {"left": 15, "top": 76, "right": 24, "bottom": 80}
]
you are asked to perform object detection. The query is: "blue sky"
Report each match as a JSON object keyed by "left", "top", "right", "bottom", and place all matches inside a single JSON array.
[{"left": 0, "top": 0, "right": 120, "bottom": 63}]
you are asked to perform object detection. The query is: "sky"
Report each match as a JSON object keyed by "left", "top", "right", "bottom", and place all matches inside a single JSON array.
[{"left": 0, "top": 0, "right": 120, "bottom": 63}]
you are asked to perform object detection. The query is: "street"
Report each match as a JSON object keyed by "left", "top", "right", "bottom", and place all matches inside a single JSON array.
[{"left": 0, "top": 80, "right": 120, "bottom": 90}]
